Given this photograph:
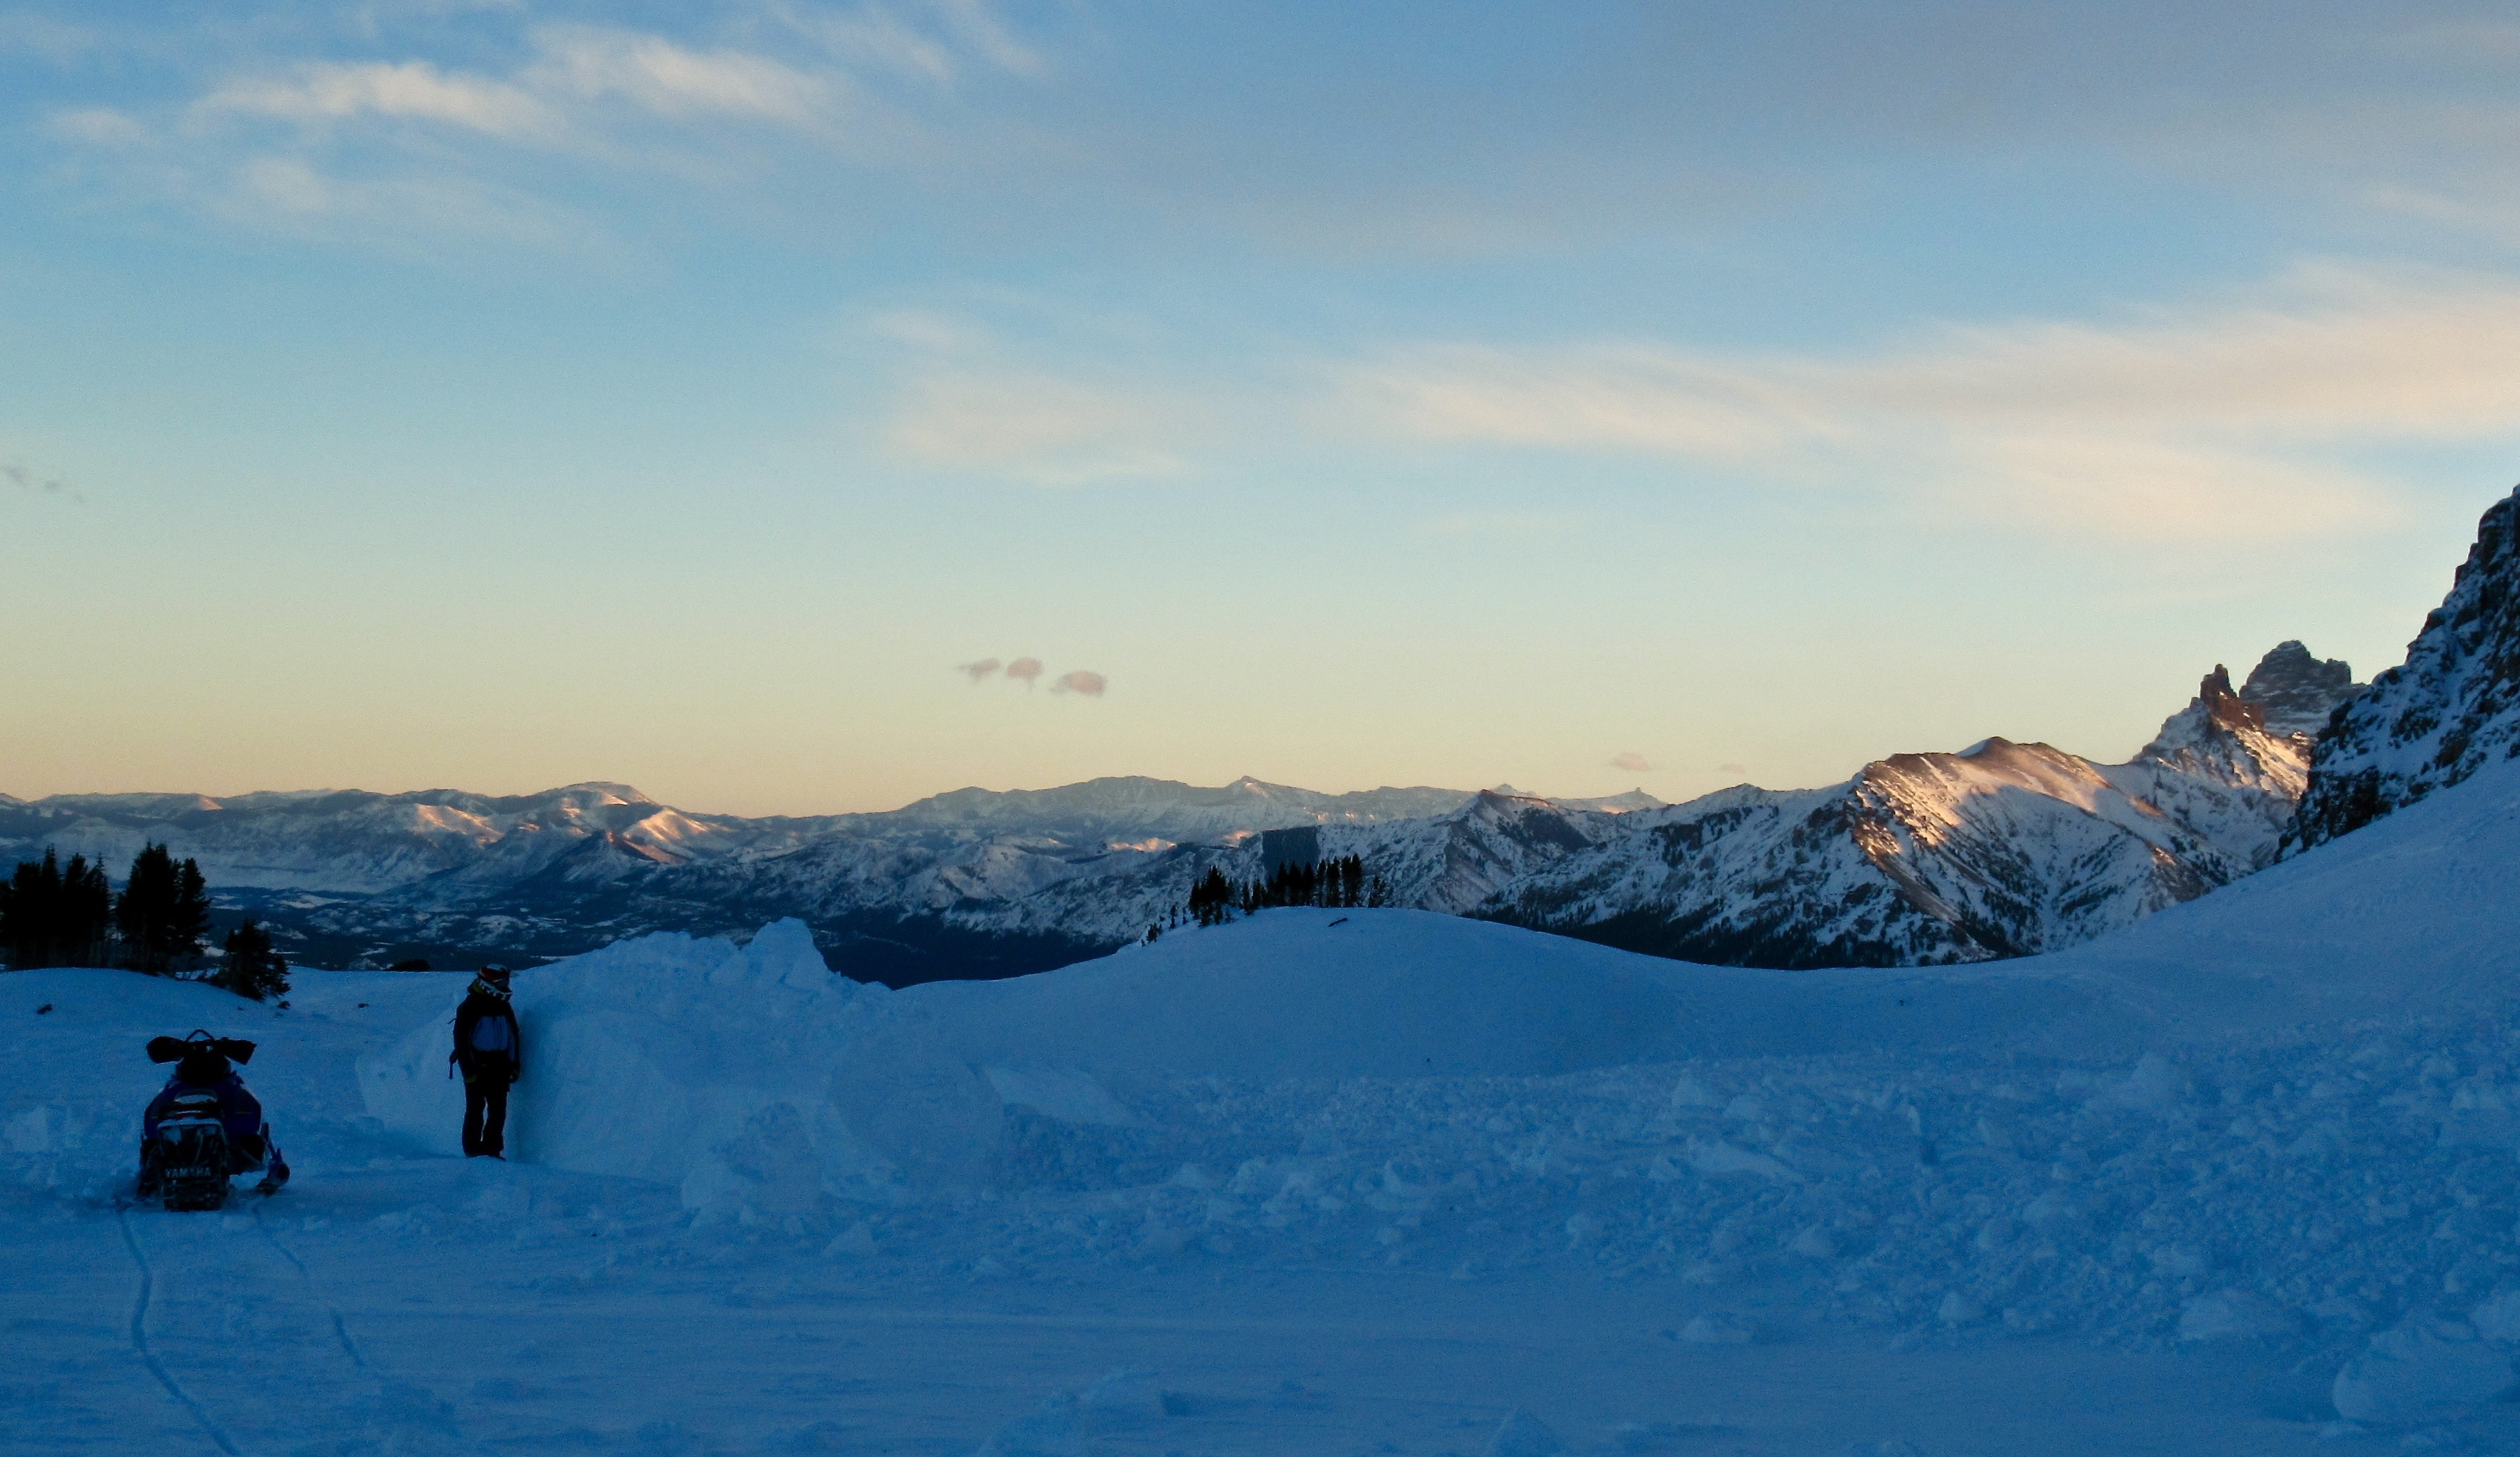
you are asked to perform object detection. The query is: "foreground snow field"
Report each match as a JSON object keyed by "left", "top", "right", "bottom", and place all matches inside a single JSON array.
[{"left": 8, "top": 762, "right": 2520, "bottom": 1454}]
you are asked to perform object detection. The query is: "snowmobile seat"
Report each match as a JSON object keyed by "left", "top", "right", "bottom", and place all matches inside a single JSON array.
[{"left": 138, "top": 1031, "right": 287, "bottom": 1210}]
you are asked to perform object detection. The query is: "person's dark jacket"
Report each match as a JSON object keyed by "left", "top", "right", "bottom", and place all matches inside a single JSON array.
[{"left": 451, "top": 985, "right": 523, "bottom": 1085}]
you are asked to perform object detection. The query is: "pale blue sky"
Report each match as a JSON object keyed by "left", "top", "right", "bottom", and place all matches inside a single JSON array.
[{"left": 7, "top": 2, "right": 2520, "bottom": 814}]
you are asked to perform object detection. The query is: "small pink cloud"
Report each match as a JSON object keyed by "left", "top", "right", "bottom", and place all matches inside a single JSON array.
[
  {"left": 1051, "top": 670, "right": 1107, "bottom": 696},
  {"left": 956, "top": 657, "right": 1003, "bottom": 684},
  {"left": 1610, "top": 752, "right": 1652, "bottom": 773},
  {"left": 1005, "top": 657, "right": 1044, "bottom": 687},
  {"left": 1718, "top": 762, "right": 1749, "bottom": 776}
]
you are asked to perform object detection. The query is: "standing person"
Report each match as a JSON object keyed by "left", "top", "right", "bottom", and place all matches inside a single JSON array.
[{"left": 451, "top": 964, "right": 522, "bottom": 1159}]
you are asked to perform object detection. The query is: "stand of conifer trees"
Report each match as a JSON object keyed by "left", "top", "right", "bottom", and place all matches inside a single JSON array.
[
  {"left": 1182, "top": 854, "right": 1388, "bottom": 929},
  {"left": 213, "top": 918, "right": 290, "bottom": 1002},
  {"left": 0, "top": 849, "right": 114, "bottom": 969},
  {"left": 0, "top": 843, "right": 214, "bottom": 975}
]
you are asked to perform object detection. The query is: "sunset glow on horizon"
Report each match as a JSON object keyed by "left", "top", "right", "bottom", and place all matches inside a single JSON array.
[{"left": 7, "top": 3, "right": 2520, "bottom": 815}]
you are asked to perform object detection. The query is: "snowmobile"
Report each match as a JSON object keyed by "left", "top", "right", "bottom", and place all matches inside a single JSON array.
[{"left": 136, "top": 1031, "right": 289, "bottom": 1212}]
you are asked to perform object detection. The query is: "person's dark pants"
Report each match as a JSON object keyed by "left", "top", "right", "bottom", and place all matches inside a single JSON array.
[{"left": 462, "top": 1056, "right": 514, "bottom": 1157}]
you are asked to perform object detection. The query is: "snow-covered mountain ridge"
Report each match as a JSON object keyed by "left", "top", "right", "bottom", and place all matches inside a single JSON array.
[
  {"left": 0, "top": 776, "right": 1499, "bottom": 978},
  {"left": 2, "top": 639, "right": 2353, "bottom": 980},
  {"left": 2287, "top": 485, "right": 2520, "bottom": 854},
  {"left": 1475, "top": 646, "right": 2351, "bottom": 967}
]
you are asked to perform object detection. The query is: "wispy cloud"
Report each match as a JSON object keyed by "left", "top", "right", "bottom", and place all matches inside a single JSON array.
[
  {"left": 217, "top": 157, "right": 613, "bottom": 259},
  {"left": 198, "top": 61, "right": 555, "bottom": 138},
  {"left": 46, "top": 107, "right": 152, "bottom": 148},
  {"left": 36, "top": 3, "right": 1049, "bottom": 256},
  {"left": 526, "top": 27, "right": 835, "bottom": 127},
  {"left": 882, "top": 369, "right": 1188, "bottom": 484},
  {"left": 952, "top": 657, "right": 1102, "bottom": 696},
  {"left": 3, "top": 461, "right": 84, "bottom": 503},
  {"left": 1350, "top": 265, "right": 2520, "bottom": 538},
  {"left": 1417, "top": 509, "right": 1590, "bottom": 539},
  {"left": 1610, "top": 752, "right": 1651, "bottom": 773}
]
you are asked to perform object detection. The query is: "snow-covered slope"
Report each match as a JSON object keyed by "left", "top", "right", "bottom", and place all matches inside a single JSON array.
[
  {"left": 10, "top": 741, "right": 2520, "bottom": 1449},
  {"left": 2288, "top": 485, "right": 2520, "bottom": 853},
  {"left": 364, "top": 749, "right": 2520, "bottom": 1217}
]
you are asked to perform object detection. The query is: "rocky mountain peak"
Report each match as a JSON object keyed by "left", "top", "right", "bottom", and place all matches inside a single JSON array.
[
  {"left": 2237, "top": 641, "right": 2359, "bottom": 737},
  {"left": 549, "top": 782, "right": 655, "bottom": 807},
  {"left": 2195, "top": 665, "right": 2266, "bottom": 736},
  {"left": 2286, "top": 486, "right": 2520, "bottom": 854}
]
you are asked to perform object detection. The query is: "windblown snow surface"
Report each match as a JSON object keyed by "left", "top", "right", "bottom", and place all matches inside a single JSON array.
[{"left": 8, "top": 761, "right": 2520, "bottom": 1454}]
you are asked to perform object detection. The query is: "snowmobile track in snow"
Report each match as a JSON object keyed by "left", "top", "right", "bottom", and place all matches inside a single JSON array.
[
  {"left": 115, "top": 1200, "right": 247, "bottom": 1457},
  {"left": 251, "top": 1203, "right": 372, "bottom": 1374}
]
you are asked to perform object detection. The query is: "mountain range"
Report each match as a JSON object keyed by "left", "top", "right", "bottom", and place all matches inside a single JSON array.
[
  {"left": 1, "top": 644, "right": 2364, "bottom": 982},
  {"left": 15, "top": 485, "right": 2520, "bottom": 983}
]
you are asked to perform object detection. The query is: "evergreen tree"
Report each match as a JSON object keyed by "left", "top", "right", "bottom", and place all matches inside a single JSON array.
[
  {"left": 1187, "top": 866, "right": 1236, "bottom": 927},
  {"left": 58, "top": 854, "right": 112, "bottom": 965},
  {"left": 0, "top": 850, "right": 59, "bottom": 969},
  {"left": 115, "top": 843, "right": 212, "bottom": 975},
  {"left": 1, "top": 848, "right": 116, "bottom": 969},
  {"left": 212, "top": 918, "right": 290, "bottom": 1002}
]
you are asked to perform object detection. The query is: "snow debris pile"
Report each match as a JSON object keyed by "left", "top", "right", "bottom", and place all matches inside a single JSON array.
[
  {"left": 2331, "top": 1316, "right": 2514, "bottom": 1426},
  {"left": 972, "top": 1369, "right": 1177, "bottom": 1456},
  {"left": 881, "top": 1004, "right": 2520, "bottom": 1374}
]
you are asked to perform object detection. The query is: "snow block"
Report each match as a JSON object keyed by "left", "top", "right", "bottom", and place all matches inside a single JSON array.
[
  {"left": 972, "top": 1394, "right": 1086, "bottom": 1457},
  {"left": 2175, "top": 1289, "right": 2298, "bottom": 1343},
  {"left": 1484, "top": 1408, "right": 1562, "bottom": 1457},
  {"left": 1679, "top": 1312, "right": 1756, "bottom": 1345},
  {"left": 2331, "top": 1318, "right": 2514, "bottom": 1425},
  {"left": 2470, "top": 1290, "right": 2520, "bottom": 1346}
]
